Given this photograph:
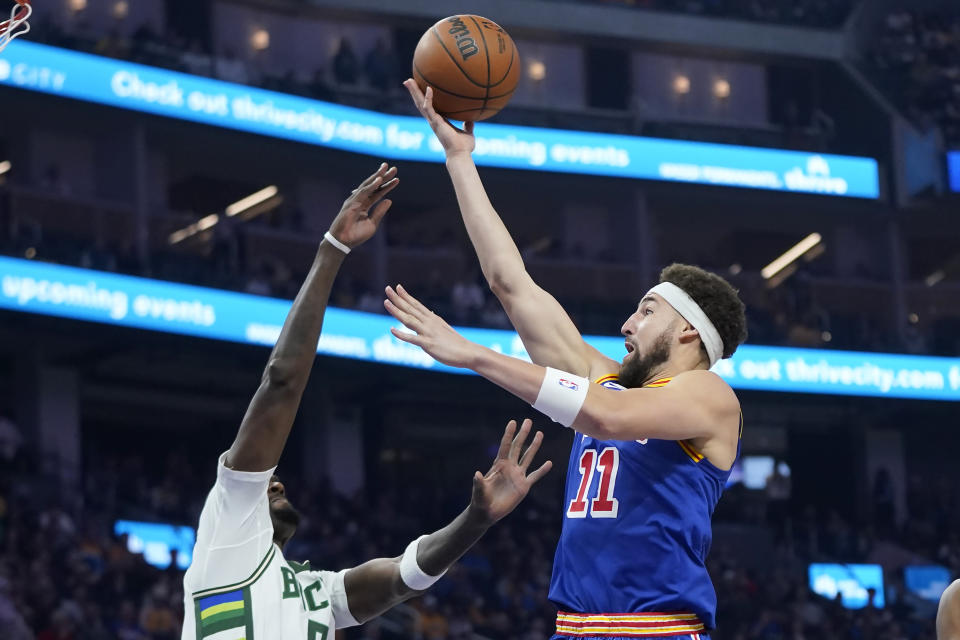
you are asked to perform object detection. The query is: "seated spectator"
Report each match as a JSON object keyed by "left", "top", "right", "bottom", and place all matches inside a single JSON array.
[
  {"left": 333, "top": 38, "right": 359, "bottom": 86},
  {"left": 39, "top": 164, "right": 71, "bottom": 196},
  {"left": 357, "top": 287, "right": 385, "bottom": 314},
  {"left": 244, "top": 263, "right": 274, "bottom": 297},
  {"left": 111, "top": 600, "right": 148, "bottom": 640},
  {"left": 480, "top": 297, "right": 511, "bottom": 329},
  {"left": 451, "top": 270, "right": 485, "bottom": 324},
  {"left": 94, "top": 29, "right": 130, "bottom": 60},
  {"left": 418, "top": 595, "right": 449, "bottom": 640},
  {"left": 309, "top": 68, "right": 336, "bottom": 102},
  {"left": 0, "top": 577, "right": 32, "bottom": 640},
  {"left": 181, "top": 40, "right": 213, "bottom": 77},
  {"left": 214, "top": 48, "right": 250, "bottom": 85},
  {"left": 0, "top": 416, "right": 23, "bottom": 463},
  {"left": 364, "top": 38, "right": 400, "bottom": 91},
  {"left": 139, "top": 583, "right": 178, "bottom": 640}
]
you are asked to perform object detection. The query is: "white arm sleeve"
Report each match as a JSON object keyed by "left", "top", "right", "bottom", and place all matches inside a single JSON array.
[
  {"left": 330, "top": 569, "right": 360, "bottom": 629},
  {"left": 184, "top": 452, "right": 276, "bottom": 591}
]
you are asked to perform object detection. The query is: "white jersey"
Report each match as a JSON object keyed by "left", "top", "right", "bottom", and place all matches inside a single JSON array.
[{"left": 182, "top": 453, "right": 358, "bottom": 640}]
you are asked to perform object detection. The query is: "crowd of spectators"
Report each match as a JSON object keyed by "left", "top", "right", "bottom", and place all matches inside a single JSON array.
[
  {"left": 570, "top": 0, "right": 855, "bottom": 29},
  {"left": 4, "top": 8, "right": 959, "bottom": 358},
  {"left": 28, "top": 0, "right": 857, "bottom": 110},
  {"left": 27, "top": 16, "right": 404, "bottom": 113},
  {"left": 0, "top": 422, "right": 952, "bottom": 639},
  {"left": 873, "top": 9, "right": 960, "bottom": 145},
  {"left": 21, "top": 5, "right": 846, "bottom": 150}
]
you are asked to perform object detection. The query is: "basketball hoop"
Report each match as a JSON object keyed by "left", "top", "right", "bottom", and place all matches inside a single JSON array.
[{"left": 0, "top": 0, "right": 31, "bottom": 54}]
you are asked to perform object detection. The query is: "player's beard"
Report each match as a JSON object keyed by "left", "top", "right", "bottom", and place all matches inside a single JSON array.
[
  {"left": 271, "top": 500, "right": 302, "bottom": 529},
  {"left": 618, "top": 329, "right": 672, "bottom": 389}
]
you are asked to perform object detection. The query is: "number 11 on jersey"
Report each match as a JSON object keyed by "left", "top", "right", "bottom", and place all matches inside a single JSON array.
[{"left": 566, "top": 447, "right": 620, "bottom": 518}]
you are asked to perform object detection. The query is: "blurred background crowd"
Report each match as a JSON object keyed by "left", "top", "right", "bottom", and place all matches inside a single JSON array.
[
  {"left": 1, "top": 435, "right": 956, "bottom": 639},
  {"left": 1, "top": 0, "right": 959, "bottom": 638}
]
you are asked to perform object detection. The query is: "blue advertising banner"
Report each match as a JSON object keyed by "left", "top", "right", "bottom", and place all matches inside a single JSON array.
[
  {"left": 0, "top": 41, "right": 880, "bottom": 198},
  {"left": 949, "top": 151, "right": 960, "bottom": 192},
  {"left": 809, "top": 564, "right": 885, "bottom": 609},
  {"left": 114, "top": 519, "right": 195, "bottom": 570},
  {"left": 904, "top": 566, "right": 952, "bottom": 602},
  {"left": 2, "top": 256, "right": 958, "bottom": 400}
]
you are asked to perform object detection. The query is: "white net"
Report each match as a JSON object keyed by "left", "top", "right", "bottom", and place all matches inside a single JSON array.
[{"left": 0, "top": 1, "right": 31, "bottom": 54}]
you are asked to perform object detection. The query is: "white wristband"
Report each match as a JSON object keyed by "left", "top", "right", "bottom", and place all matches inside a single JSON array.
[
  {"left": 533, "top": 367, "right": 589, "bottom": 427},
  {"left": 399, "top": 535, "right": 446, "bottom": 591},
  {"left": 323, "top": 231, "right": 351, "bottom": 254}
]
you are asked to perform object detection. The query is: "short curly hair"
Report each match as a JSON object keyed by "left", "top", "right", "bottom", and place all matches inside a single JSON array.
[{"left": 659, "top": 263, "right": 747, "bottom": 359}]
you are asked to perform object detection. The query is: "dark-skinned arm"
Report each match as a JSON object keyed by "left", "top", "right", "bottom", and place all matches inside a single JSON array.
[
  {"left": 224, "top": 163, "right": 398, "bottom": 472},
  {"left": 342, "top": 419, "right": 552, "bottom": 623}
]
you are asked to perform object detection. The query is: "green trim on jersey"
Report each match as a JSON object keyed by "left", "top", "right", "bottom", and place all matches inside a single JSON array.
[
  {"left": 243, "top": 586, "right": 254, "bottom": 639},
  {"left": 287, "top": 559, "right": 313, "bottom": 574},
  {"left": 192, "top": 544, "right": 277, "bottom": 598}
]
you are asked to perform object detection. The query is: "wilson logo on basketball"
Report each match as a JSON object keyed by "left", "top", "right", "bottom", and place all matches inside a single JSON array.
[
  {"left": 412, "top": 14, "right": 520, "bottom": 121},
  {"left": 558, "top": 379, "right": 580, "bottom": 391},
  {"left": 446, "top": 16, "right": 479, "bottom": 61}
]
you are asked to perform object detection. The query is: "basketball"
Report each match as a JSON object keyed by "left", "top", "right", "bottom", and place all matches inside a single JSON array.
[{"left": 412, "top": 15, "right": 520, "bottom": 121}]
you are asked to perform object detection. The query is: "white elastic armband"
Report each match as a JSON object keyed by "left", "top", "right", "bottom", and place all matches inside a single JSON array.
[
  {"left": 399, "top": 535, "right": 446, "bottom": 591},
  {"left": 533, "top": 367, "right": 589, "bottom": 427}
]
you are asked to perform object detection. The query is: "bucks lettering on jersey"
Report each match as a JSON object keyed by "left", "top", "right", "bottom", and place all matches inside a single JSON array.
[{"left": 183, "top": 454, "right": 357, "bottom": 640}]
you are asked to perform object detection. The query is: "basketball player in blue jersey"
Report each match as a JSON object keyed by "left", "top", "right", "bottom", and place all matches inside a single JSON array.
[{"left": 396, "top": 80, "right": 748, "bottom": 640}]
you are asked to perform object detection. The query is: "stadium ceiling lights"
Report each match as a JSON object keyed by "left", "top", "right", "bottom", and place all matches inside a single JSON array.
[
  {"left": 0, "top": 160, "right": 11, "bottom": 175},
  {"left": 250, "top": 28, "right": 269, "bottom": 52},
  {"left": 527, "top": 60, "right": 546, "bottom": 82},
  {"left": 924, "top": 252, "right": 960, "bottom": 287},
  {"left": 225, "top": 185, "right": 280, "bottom": 218},
  {"left": 168, "top": 185, "right": 281, "bottom": 244},
  {"left": 168, "top": 214, "right": 219, "bottom": 245},
  {"left": 713, "top": 78, "right": 731, "bottom": 99},
  {"left": 761, "top": 232, "right": 823, "bottom": 283}
]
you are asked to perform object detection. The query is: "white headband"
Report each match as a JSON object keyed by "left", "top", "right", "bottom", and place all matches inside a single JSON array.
[{"left": 647, "top": 282, "right": 724, "bottom": 367}]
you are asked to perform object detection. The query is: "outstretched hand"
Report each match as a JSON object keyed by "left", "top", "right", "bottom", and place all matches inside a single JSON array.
[
  {"left": 384, "top": 284, "right": 478, "bottom": 368},
  {"left": 472, "top": 419, "right": 553, "bottom": 526},
  {"left": 403, "top": 79, "right": 475, "bottom": 158},
  {"left": 327, "top": 163, "right": 399, "bottom": 250}
]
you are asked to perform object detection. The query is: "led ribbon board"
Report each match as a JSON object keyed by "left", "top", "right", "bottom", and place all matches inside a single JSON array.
[
  {"left": 114, "top": 519, "right": 195, "bottom": 570},
  {"left": 0, "top": 40, "right": 879, "bottom": 198},
  {"left": 2, "top": 256, "right": 957, "bottom": 400},
  {"left": 809, "top": 564, "right": 885, "bottom": 609},
  {"left": 903, "top": 566, "right": 952, "bottom": 602},
  {"left": 949, "top": 151, "right": 960, "bottom": 192}
]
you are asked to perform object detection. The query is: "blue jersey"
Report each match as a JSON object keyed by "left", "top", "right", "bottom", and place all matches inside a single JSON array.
[{"left": 548, "top": 375, "right": 740, "bottom": 630}]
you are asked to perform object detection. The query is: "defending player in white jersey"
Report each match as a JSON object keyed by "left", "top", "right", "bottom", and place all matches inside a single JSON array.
[{"left": 182, "top": 163, "right": 552, "bottom": 640}]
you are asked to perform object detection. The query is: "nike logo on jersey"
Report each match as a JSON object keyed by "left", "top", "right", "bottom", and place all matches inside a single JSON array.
[{"left": 600, "top": 380, "right": 626, "bottom": 390}]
